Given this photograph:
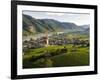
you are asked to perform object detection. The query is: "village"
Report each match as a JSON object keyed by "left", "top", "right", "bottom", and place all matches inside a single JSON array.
[{"left": 23, "top": 32, "right": 89, "bottom": 53}]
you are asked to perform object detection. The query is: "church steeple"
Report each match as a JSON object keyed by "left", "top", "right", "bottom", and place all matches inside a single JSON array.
[{"left": 45, "top": 32, "right": 49, "bottom": 47}]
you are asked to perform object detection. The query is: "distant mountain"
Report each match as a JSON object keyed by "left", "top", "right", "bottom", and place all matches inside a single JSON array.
[
  {"left": 79, "top": 25, "right": 90, "bottom": 34},
  {"left": 38, "top": 19, "right": 65, "bottom": 31},
  {"left": 85, "top": 28, "right": 90, "bottom": 33},
  {"left": 23, "top": 14, "right": 89, "bottom": 36},
  {"left": 62, "top": 22, "right": 84, "bottom": 30},
  {"left": 80, "top": 25, "right": 90, "bottom": 29}
]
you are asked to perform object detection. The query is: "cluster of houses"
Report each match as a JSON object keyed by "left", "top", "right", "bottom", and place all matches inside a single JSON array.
[{"left": 23, "top": 33, "right": 89, "bottom": 52}]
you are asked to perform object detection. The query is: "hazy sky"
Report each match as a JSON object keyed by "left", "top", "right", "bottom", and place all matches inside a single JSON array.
[{"left": 23, "top": 10, "right": 90, "bottom": 26}]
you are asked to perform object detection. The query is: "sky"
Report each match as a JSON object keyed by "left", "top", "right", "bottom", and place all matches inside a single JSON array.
[{"left": 23, "top": 10, "right": 90, "bottom": 26}]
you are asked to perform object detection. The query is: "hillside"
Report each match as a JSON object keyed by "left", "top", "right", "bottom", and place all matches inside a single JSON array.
[{"left": 23, "top": 14, "right": 89, "bottom": 36}]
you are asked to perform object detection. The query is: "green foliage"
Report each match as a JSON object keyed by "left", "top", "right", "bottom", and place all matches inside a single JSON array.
[
  {"left": 23, "top": 44, "right": 89, "bottom": 68},
  {"left": 51, "top": 47, "right": 89, "bottom": 67},
  {"left": 23, "top": 14, "right": 88, "bottom": 35}
]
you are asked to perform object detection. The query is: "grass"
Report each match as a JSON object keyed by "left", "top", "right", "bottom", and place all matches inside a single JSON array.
[
  {"left": 23, "top": 44, "right": 89, "bottom": 68},
  {"left": 51, "top": 47, "right": 89, "bottom": 67}
]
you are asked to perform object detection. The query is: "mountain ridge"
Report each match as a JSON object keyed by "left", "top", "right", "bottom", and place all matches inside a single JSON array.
[{"left": 23, "top": 14, "right": 89, "bottom": 36}]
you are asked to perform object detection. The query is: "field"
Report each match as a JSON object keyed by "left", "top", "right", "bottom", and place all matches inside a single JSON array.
[{"left": 23, "top": 44, "right": 89, "bottom": 68}]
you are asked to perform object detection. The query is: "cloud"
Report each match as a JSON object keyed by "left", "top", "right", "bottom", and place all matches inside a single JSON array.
[{"left": 46, "top": 12, "right": 64, "bottom": 16}]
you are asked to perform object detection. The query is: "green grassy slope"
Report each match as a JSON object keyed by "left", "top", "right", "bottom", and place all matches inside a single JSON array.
[{"left": 23, "top": 45, "right": 89, "bottom": 68}]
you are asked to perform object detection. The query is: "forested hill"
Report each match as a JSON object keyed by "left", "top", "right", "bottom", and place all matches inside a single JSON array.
[{"left": 23, "top": 14, "right": 89, "bottom": 36}]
